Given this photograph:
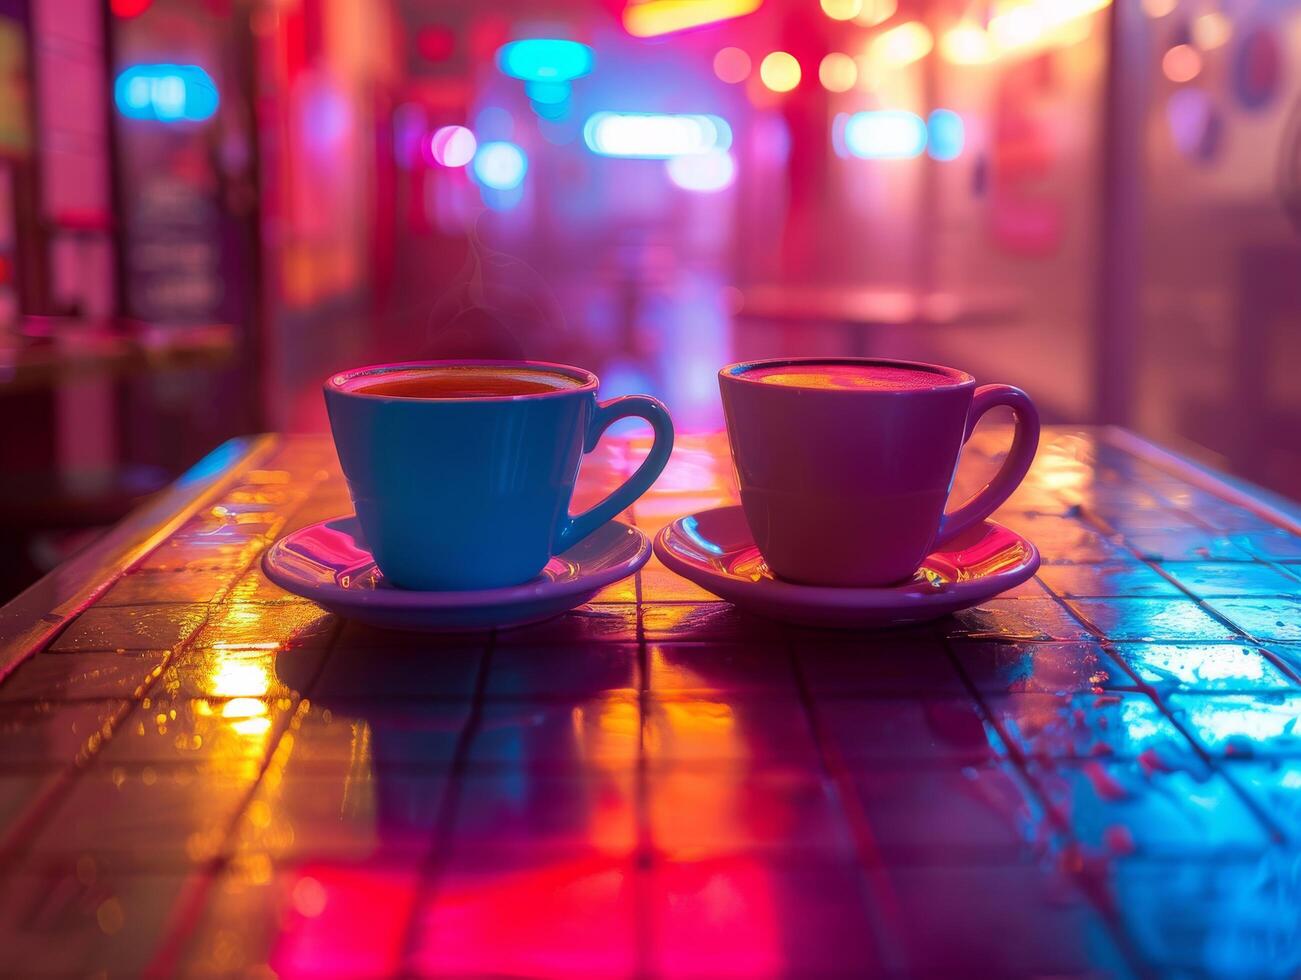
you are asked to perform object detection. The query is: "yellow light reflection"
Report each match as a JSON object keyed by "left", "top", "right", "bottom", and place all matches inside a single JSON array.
[
  {"left": 855, "top": 54, "right": 884, "bottom": 92},
  {"left": 819, "top": 52, "right": 858, "bottom": 92},
  {"left": 987, "top": 0, "right": 1111, "bottom": 56},
  {"left": 223, "top": 696, "right": 272, "bottom": 738},
  {"left": 639, "top": 603, "right": 700, "bottom": 635},
  {"left": 853, "top": 0, "right": 896, "bottom": 26},
  {"left": 870, "top": 21, "right": 933, "bottom": 67},
  {"left": 941, "top": 23, "right": 995, "bottom": 64},
  {"left": 570, "top": 698, "right": 640, "bottom": 762},
  {"left": 211, "top": 662, "right": 273, "bottom": 699},
  {"left": 623, "top": 0, "right": 762, "bottom": 38},
  {"left": 230, "top": 714, "right": 272, "bottom": 738},
  {"left": 652, "top": 700, "right": 737, "bottom": 748},
  {"left": 1030, "top": 453, "right": 1093, "bottom": 492},
  {"left": 186, "top": 650, "right": 280, "bottom": 778},
  {"left": 1141, "top": 0, "right": 1176, "bottom": 17},
  {"left": 223, "top": 697, "right": 269, "bottom": 719},
  {"left": 990, "top": 5, "right": 1043, "bottom": 49},
  {"left": 1192, "top": 11, "right": 1230, "bottom": 49},
  {"left": 579, "top": 662, "right": 750, "bottom": 861},
  {"left": 654, "top": 700, "right": 745, "bottom": 858},
  {"left": 820, "top": 0, "right": 862, "bottom": 20},
  {"left": 759, "top": 51, "right": 801, "bottom": 93}
]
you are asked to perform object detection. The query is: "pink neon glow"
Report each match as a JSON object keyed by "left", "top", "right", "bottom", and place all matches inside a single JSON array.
[
  {"left": 429, "top": 125, "right": 477, "bottom": 167},
  {"left": 269, "top": 868, "right": 420, "bottom": 976}
]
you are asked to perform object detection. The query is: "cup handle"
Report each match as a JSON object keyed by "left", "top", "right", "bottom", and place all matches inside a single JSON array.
[
  {"left": 557, "top": 394, "right": 675, "bottom": 552},
  {"left": 932, "top": 383, "right": 1040, "bottom": 549}
]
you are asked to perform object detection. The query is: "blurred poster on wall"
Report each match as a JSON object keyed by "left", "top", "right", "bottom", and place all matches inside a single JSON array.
[
  {"left": 254, "top": 0, "right": 392, "bottom": 429},
  {"left": 113, "top": 33, "right": 228, "bottom": 325},
  {"left": 0, "top": 167, "right": 16, "bottom": 329},
  {"left": 1137, "top": 2, "right": 1301, "bottom": 497},
  {"left": 0, "top": 9, "right": 30, "bottom": 158},
  {"left": 921, "top": 5, "right": 1109, "bottom": 421},
  {"left": 110, "top": 0, "right": 262, "bottom": 450},
  {"left": 0, "top": 3, "right": 30, "bottom": 329},
  {"left": 124, "top": 172, "right": 224, "bottom": 324}
]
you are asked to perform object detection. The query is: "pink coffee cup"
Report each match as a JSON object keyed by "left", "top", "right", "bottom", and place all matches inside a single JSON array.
[{"left": 718, "top": 357, "right": 1040, "bottom": 587}]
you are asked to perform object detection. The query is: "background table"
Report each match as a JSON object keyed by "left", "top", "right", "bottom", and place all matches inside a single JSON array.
[
  {"left": 0, "top": 427, "right": 1299, "bottom": 977},
  {"left": 0, "top": 318, "right": 236, "bottom": 393},
  {"left": 734, "top": 285, "right": 1019, "bottom": 357}
]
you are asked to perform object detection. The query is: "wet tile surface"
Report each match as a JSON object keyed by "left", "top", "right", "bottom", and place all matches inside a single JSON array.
[
  {"left": 48, "top": 604, "right": 211, "bottom": 653},
  {"left": 1029, "top": 760, "right": 1272, "bottom": 857},
  {"left": 0, "top": 428, "right": 1299, "bottom": 977},
  {"left": 644, "top": 859, "right": 884, "bottom": 977},
  {"left": 818, "top": 697, "right": 1003, "bottom": 766},
  {"left": 1065, "top": 597, "right": 1240, "bottom": 641},
  {"left": 0, "top": 651, "right": 166, "bottom": 702},
  {"left": 1171, "top": 693, "right": 1301, "bottom": 759},
  {"left": 1226, "top": 760, "right": 1301, "bottom": 841},
  {"left": 797, "top": 630, "right": 966, "bottom": 695},
  {"left": 27, "top": 764, "right": 257, "bottom": 868},
  {"left": 1105, "top": 856, "right": 1301, "bottom": 975},
  {"left": 1203, "top": 597, "right": 1301, "bottom": 642},
  {"left": 1111, "top": 643, "right": 1298, "bottom": 693},
  {"left": 944, "top": 598, "right": 1097, "bottom": 642},
  {"left": 847, "top": 764, "right": 1050, "bottom": 863},
  {"left": 950, "top": 640, "right": 1133, "bottom": 694},
  {"left": 1036, "top": 562, "right": 1183, "bottom": 598},
  {"left": 1160, "top": 561, "right": 1301, "bottom": 599},
  {"left": 889, "top": 863, "right": 1133, "bottom": 975},
  {"left": 0, "top": 700, "right": 128, "bottom": 770},
  {"left": 987, "top": 691, "right": 1195, "bottom": 761}
]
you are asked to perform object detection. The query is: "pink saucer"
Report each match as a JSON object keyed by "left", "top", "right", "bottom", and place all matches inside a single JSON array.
[
  {"left": 653, "top": 506, "right": 1040, "bottom": 629},
  {"left": 264, "top": 516, "right": 649, "bottom": 632}
]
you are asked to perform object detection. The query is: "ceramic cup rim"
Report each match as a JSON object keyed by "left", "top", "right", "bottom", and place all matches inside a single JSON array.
[
  {"left": 325, "top": 359, "right": 600, "bottom": 403},
  {"left": 719, "top": 356, "right": 975, "bottom": 394}
]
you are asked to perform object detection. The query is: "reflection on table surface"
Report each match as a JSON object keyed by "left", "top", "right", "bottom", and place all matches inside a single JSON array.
[
  {"left": 0, "top": 317, "right": 237, "bottom": 392},
  {"left": 0, "top": 428, "right": 1299, "bottom": 976}
]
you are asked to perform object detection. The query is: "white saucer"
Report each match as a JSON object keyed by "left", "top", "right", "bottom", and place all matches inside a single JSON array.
[
  {"left": 263, "top": 516, "right": 650, "bottom": 632},
  {"left": 653, "top": 506, "right": 1040, "bottom": 629}
]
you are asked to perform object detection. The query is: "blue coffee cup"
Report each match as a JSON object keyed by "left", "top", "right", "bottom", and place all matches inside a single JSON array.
[{"left": 324, "top": 360, "right": 674, "bottom": 591}]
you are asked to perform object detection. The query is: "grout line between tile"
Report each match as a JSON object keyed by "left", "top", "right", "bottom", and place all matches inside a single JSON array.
[
  {"left": 141, "top": 616, "right": 344, "bottom": 978},
  {"left": 788, "top": 635, "right": 908, "bottom": 975},
  {"left": 395, "top": 631, "right": 497, "bottom": 974},
  {"left": 936, "top": 634, "right": 1150, "bottom": 977},
  {"left": 1057, "top": 512, "right": 1290, "bottom": 843},
  {"left": 631, "top": 507, "right": 656, "bottom": 979}
]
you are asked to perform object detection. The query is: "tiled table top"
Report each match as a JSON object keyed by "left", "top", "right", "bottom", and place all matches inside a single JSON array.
[{"left": 1, "top": 427, "right": 1299, "bottom": 977}]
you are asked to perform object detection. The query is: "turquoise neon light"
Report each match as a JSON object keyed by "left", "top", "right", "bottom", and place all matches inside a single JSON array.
[
  {"left": 114, "top": 64, "right": 219, "bottom": 122},
  {"left": 496, "top": 39, "right": 594, "bottom": 82}
]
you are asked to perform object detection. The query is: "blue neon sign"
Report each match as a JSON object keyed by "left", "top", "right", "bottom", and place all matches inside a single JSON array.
[
  {"left": 496, "top": 39, "right": 593, "bottom": 82},
  {"left": 115, "top": 64, "right": 219, "bottom": 123}
]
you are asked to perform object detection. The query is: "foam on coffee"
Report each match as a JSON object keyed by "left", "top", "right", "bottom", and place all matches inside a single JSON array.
[
  {"left": 745, "top": 363, "right": 947, "bottom": 391},
  {"left": 353, "top": 365, "right": 585, "bottom": 399}
]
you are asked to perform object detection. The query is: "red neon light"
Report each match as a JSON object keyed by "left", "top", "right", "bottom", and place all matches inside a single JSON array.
[
  {"left": 622, "top": 0, "right": 763, "bottom": 38},
  {"left": 417, "top": 25, "right": 456, "bottom": 62},
  {"left": 110, "top": 0, "right": 153, "bottom": 17}
]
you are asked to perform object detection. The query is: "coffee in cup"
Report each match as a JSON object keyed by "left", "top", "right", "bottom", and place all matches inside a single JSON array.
[
  {"left": 718, "top": 357, "right": 1039, "bottom": 587},
  {"left": 325, "top": 360, "right": 674, "bottom": 591}
]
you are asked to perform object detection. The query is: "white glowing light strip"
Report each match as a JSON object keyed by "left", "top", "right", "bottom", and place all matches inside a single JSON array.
[
  {"left": 987, "top": 0, "right": 1111, "bottom": 54},
  {"left": 844, "top": 110, "right": 927, "bottom": 159},
  {"left": 583, "top": 112, "right": 733, "bottom": 159}
]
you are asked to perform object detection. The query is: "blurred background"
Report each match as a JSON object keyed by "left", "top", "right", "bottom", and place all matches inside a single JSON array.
[{"left": 1, "top": 0, "right": 1299, "bottom": 598}]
